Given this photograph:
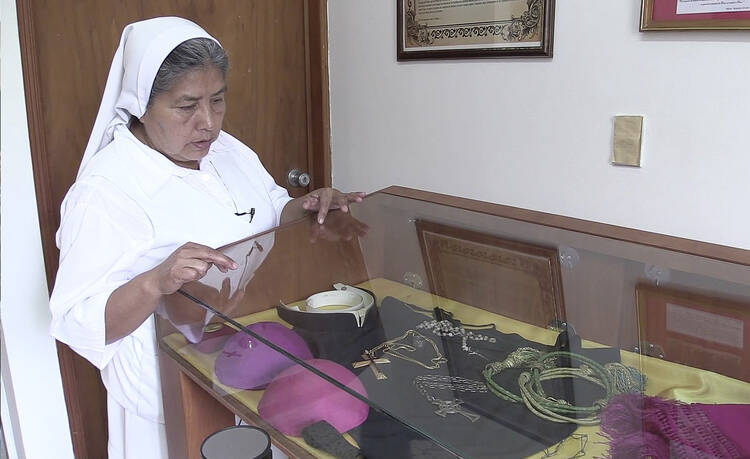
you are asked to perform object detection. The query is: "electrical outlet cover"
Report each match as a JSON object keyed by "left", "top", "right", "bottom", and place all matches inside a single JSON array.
[{"left": 612, "top": 115, "right": 643, "bottom": 167}]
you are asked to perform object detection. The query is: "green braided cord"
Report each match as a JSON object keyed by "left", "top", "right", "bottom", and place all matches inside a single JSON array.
[
  {"left": 539, "top": 351, "right": 614, "bottom": 394},
  {"left": 606, "top": 362, "right": 647, "bottom": 394},
  {"left": 524, "top": 370, "right": 606, "bottom": 414},
  {"left": 482, "top": 347, "right": 542, "bottom": 403},
  {"left": 519, "top": 373, "right": 602, "bottom": 425},
  {"left": 484, "top": 349, "right": 613, "bottom": 406},
  {"left": 483, "top": 367, "right": 522, "bottom": 402},
  {"left": 540, "top": 368, "right": 607, "bottom": 393},
  {"left": 483, "top": 348, "right": 645, "bottom": 425},
  {"left": 520, "top": 368, "right": 608, "bottom": 424}
]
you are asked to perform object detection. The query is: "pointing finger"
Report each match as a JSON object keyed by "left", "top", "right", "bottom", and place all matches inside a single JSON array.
[{"left": 317, "top": 191, "right": 333, "bottom": 224}]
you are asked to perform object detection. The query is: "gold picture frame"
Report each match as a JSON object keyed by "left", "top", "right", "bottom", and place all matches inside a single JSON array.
[
  {"left": 641, "top": 0, "right": 750, "bottom": 31},
  {"left": 397, "top": 0, "right": 555, "bottom": 60},
  {"left": 415, "top": 220, "right": 565, "bottom": 328}
]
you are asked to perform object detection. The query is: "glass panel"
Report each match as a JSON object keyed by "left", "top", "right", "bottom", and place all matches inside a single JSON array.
[{"left": 157, "top": 189, "right": 750, "bottom": 458}]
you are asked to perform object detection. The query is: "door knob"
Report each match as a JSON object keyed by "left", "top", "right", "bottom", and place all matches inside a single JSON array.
[{"left": 287, "top": 169, "right": 311, "bottom": 188}]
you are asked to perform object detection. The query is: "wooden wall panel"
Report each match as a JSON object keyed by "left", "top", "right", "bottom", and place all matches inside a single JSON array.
[{"left": 17, "top": 1, "right": 329, "bottom": 456}]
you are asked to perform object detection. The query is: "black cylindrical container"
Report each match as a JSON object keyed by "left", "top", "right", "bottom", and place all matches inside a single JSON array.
[{"left": 201, "top": 425, "right": 272, "bottom": 459}]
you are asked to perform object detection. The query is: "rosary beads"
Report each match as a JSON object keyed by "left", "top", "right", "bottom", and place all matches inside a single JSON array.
[{"left": 416, "top": 319, "right": 496, "bottom": 358}]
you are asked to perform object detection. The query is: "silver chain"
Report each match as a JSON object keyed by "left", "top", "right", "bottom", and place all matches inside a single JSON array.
[
  {"left": 414, "top": 375, "right": 488, "bottom": 399},
  {"left": 413, "top": 375, "right": 488, "bottom": 423}
]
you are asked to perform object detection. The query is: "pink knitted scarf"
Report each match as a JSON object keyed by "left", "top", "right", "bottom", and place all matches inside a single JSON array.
[{"left": 600, "top": 394, "right": 750, "bottom": 458}]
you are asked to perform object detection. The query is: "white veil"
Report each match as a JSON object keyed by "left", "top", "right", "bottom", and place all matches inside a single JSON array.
[{"left": 77, "top": 16, "right": 219, "bottom": 178}]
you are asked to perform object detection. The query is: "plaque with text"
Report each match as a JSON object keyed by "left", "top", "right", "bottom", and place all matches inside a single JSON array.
[
  {"left": 641, "top": 0, "right": 750, "bottom": 31},
  {"left": 636, "top": 284, "right": 750, "bottom": 382}
]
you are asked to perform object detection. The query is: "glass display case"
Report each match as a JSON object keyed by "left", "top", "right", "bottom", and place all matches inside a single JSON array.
[{"left": 156, "top": 186, "right": 750, "bottom": 459}]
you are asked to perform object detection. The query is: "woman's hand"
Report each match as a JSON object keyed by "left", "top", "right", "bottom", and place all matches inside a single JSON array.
[
  {"left": 146, "top": 242, "right": 238, "bottom": 296},
  {"left": 281, "top": 188, "right": 366, "bottom": 224},
  {"left": 106, "top": 242, "right": 236, "bottom": 344},
  {"left": 301, "top": 188, "right": 366, "bottom": 224},
  {"left": 162, "top": 276, "right": 246, "bottom": 328}
]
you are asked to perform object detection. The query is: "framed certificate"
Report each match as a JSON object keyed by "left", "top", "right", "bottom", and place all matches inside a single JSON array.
[
  {"left": 397, "top": 0, "right": 555, "bottom": 60},
  {"left": 636, "top": 284, "right": 750, "bottom": 382},
  {"left": 415, "top": 220, "right": 565, "bottom": 328},
  {"left": 641, "top": 0, "right": 750, "bottom": 30}
]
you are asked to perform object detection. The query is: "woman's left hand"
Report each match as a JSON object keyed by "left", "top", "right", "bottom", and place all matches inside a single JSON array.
[{"left": 301, "top": 188, "right": 366, "bottom": 224}]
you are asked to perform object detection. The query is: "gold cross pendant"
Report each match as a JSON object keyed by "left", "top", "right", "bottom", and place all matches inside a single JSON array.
[{"left": 352, "top": 350, "right": 390, "bottom": 380}]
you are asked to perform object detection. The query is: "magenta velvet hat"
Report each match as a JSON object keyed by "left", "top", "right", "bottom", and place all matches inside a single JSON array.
[
  {"left": 258, "top": 359, "right": 369, "bottom": 436},
  {"left": 214, "top": 322, "right": 313, "bottom": 390}
]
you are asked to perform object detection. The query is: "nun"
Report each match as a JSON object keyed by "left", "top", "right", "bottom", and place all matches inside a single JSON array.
[{"left": 48, "top": 16, "right": 364, "bottom": 458}]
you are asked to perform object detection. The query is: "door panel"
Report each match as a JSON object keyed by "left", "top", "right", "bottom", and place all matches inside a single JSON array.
[
  {"left": 17, "top": 1, "right": 329, "bottom": 457},
  {"left": 29, "top": 1, "right": 311, "bottom": 228}
]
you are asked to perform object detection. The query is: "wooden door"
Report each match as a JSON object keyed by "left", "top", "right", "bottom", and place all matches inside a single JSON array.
[{"left": 17, "top": 1, "right": 330, "bottom": 457}]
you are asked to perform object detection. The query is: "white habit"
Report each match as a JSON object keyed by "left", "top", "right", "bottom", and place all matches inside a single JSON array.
[{"left": 48, "top": 17, "right": 292, "bottom": 459}]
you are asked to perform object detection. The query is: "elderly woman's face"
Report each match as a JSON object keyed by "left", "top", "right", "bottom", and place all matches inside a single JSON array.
[{"left": 138, "top": 66, "right": 226, "bottom": 168}]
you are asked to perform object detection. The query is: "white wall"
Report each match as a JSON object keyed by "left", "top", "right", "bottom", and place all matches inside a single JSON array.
[
  {"left": 0, "top": 0, "right": 74, "bottom": 456},
  {"left": 328, "top": 1, "right": 750, "bottom": 250}
]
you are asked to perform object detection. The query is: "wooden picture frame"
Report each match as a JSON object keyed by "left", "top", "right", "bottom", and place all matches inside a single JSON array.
[
  {"left": 641, "top": 0, "right": 750, "bottom": 31},
  {"left": 415, "top": 220, "right": 565, "bottom": 328},
  {"left": 397, "top": 0, "right": 555, "bottom": 60},
  {"left": 636, "top": 284, "right": 750, "bottom": 382}
]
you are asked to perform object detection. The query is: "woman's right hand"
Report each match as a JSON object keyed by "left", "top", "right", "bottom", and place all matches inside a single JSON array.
[
  {"left": 106, "top": 242, "right": 237, "bottom": 344},
  {"left": 146, "top": 242, "right": 238, "bottom": 296}
]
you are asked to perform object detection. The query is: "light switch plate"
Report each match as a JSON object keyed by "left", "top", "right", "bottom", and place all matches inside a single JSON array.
[{"left": 612, "top": 115, "right": 643, "bottom": 167}]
